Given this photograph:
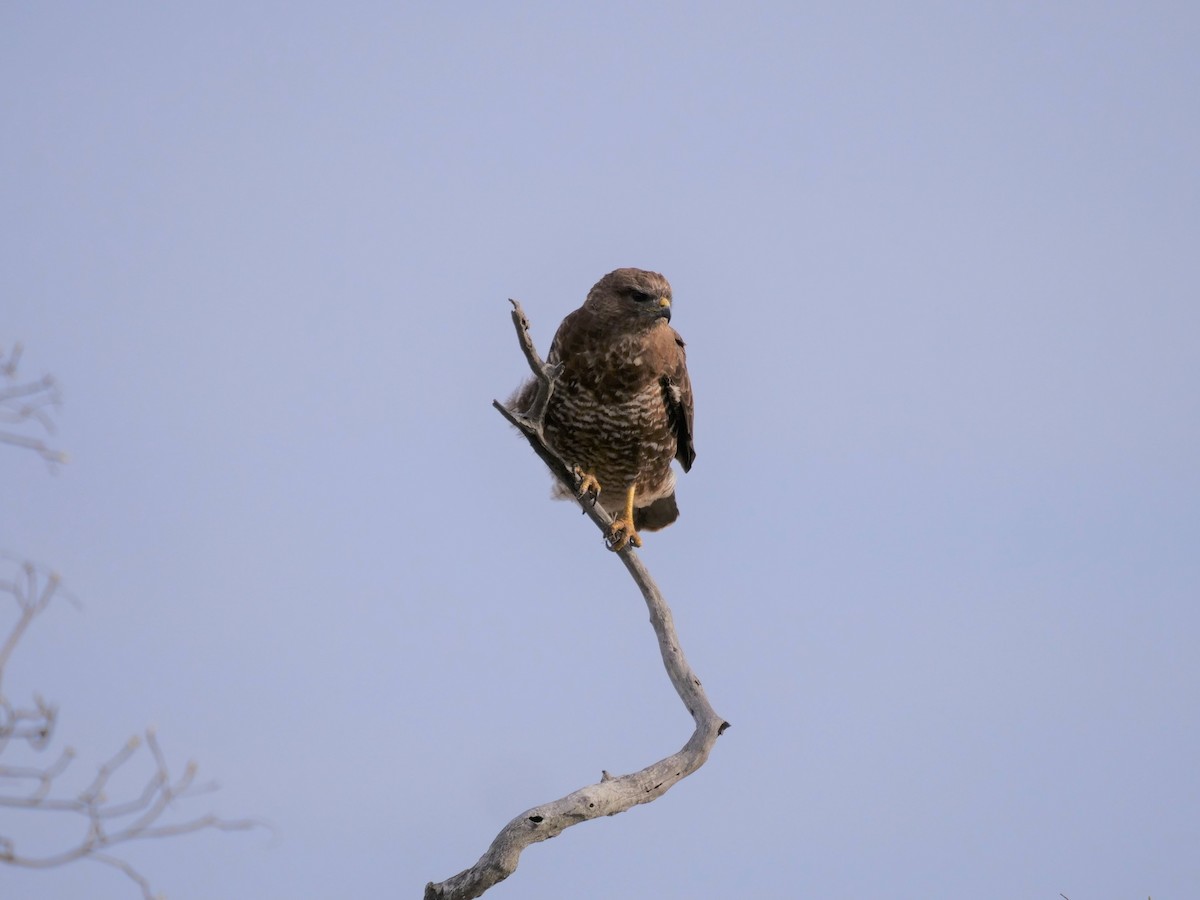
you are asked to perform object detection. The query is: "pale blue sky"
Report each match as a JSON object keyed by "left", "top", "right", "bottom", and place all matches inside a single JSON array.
[{"left": 3, "top": 3, "right": 1198, "bottom": 898}]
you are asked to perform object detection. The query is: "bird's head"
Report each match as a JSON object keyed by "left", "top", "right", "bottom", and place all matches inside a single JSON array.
[{"left": 584, "top": 268, "right": 673, "bottom": 324}]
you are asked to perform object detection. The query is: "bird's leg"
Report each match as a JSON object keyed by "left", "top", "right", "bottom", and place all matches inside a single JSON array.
[
  {"left": 573, "top": 466, "right": 601, "bottom": 505},
  {"left": 605, "top": 485, "right": 643, "bottom": 552}
]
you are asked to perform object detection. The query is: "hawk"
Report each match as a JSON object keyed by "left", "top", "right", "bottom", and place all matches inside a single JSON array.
[{"left": 511, "top": 268, "right": 695, "bottom": 551}]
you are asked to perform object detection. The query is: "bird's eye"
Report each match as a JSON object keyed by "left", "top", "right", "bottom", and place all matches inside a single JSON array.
[{"left": 630, "top": 289, "right": 653, "bottom": 302}]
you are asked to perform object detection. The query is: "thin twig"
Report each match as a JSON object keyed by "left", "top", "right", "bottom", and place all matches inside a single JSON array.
[
  {"left": 424, "top": 299, "right": 728, "bottom": 900},
  {"left": 0, "top": 343, "right": 66, "bottom": 465},
  {"left": 0, "top": 558, "right": 262, "bottom": 895}
]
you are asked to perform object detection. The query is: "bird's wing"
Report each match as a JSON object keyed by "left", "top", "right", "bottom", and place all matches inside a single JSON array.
[{"left": 664, "top": 331, "right": 695, "bottom": 472}]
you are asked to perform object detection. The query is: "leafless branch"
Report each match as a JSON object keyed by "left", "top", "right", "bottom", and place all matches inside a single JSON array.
[
  {"left": 0, "top": 558, "right": 262, "bottom": 898},
  {"left": 424, "top": 300, "right": 729, "bottom": 900},
  {"left": 0, "top": 342, "right": 67, "bottom": 466}
]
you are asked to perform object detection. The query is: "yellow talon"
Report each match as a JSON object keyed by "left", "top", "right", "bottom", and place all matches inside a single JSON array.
[
  {"left": 605, "top": 485, "right": 643, "bottom": 552},
  {"left": 573, "top": 466, "right": 601, "bottom": 501}
]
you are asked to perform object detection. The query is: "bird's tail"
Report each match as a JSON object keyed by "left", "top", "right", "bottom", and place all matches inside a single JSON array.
[{"left": 635, "top": 493, "right": 680, "bottom": 532}]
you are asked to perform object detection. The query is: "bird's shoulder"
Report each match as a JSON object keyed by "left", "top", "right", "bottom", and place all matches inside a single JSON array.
[
  {"left": 643, "top": 322, "right": 688, "bottom": 376},
  {"left": 547, "top": 305, "right": 598, "bottom": 363}
]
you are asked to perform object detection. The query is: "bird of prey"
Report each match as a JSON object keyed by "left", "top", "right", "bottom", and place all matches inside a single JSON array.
[{"left": 510, "top": 268, "right": 695, "bottom": 551}]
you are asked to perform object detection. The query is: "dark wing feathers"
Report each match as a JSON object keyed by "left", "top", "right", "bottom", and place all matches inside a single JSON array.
[{"left": 662, "top": 332, "right": 695, "bottom": 472}]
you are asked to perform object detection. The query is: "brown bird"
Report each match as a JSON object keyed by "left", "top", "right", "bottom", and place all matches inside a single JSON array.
[{"left": 511, "top": 268, "right": 695, "bottom": 551}]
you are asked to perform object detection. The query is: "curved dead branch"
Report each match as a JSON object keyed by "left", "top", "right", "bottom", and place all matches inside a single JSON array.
[{"left": 424, "top": 300, "right": 729, "bottom": 900}]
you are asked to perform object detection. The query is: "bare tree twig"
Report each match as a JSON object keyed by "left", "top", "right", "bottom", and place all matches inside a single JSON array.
[
  {"left": 0, "top": 558, "right": 263, "bottom": 898},
  {"left": 0, "top": 342, "right": 67, "bottom": 466},
  {"left": 424, "top": 300, "right": 729, "bottom": 900}
]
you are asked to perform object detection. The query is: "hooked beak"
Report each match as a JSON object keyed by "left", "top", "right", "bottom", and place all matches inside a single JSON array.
[{"left": 658, "top": 297, "right": 672, "bottom": 322}]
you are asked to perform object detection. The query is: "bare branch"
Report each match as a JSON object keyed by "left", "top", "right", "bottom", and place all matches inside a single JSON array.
[
  {"left": 2, "top": 351, "right": 257, "bottom": 895},
  {"left": 86, "top": 854, "right": 157, "bottom": 900},
  {"left": 0, "top": 559, "right": 64, "bottom": 704},
  {"left": 0, "top": 558, "right": 262, "bottom": 896},
  {"left": 425, "top": 300, "right": 729, "bottom": 900},
  {"left": 0, "top": 343, "right": 67, "bottom": 466},
  {"left": 0, "top": 745, "right": 75, "bottom": 806}
]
